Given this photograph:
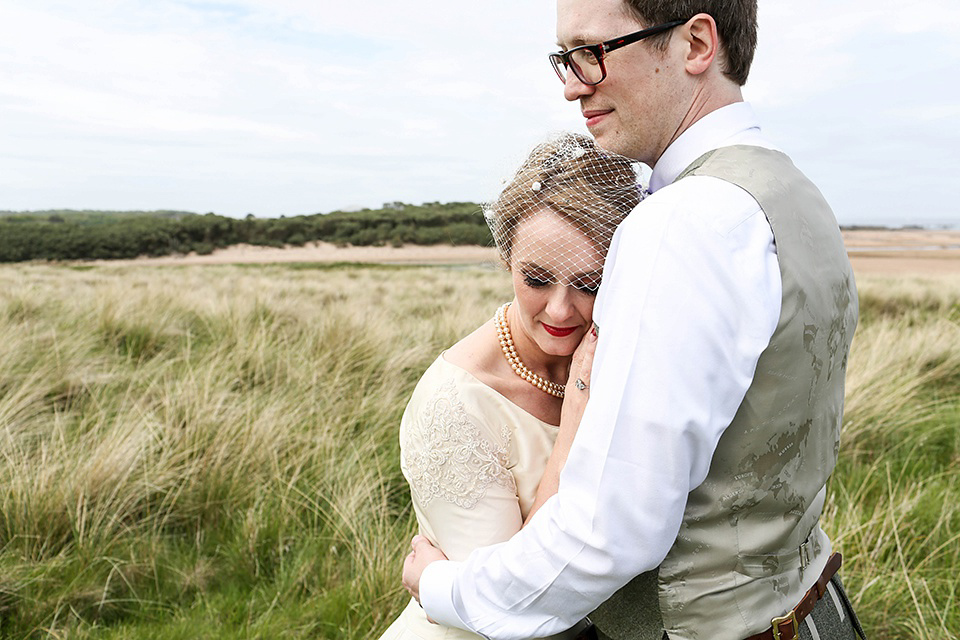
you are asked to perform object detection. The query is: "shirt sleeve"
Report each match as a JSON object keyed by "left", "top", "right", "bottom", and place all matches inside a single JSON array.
[
  {"left": 420, "top": 177, "right": 782, "bottom": 639},
  {"left": 400, "top": 374, "right": 523, "bottom": 562}
]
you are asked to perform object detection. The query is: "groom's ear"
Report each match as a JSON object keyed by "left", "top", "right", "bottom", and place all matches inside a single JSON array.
[{"left": 679, "top": 13, "right": 720, "bottom": 77}]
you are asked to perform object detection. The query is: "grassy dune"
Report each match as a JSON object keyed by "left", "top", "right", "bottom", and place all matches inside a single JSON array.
[{"left": 0, "top": 264, "right": 957, "bottom": 638}]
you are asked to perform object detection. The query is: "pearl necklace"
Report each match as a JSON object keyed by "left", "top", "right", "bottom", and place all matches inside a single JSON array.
[{"left": 494, "top": 303, "right": 565, "bottom": 398}]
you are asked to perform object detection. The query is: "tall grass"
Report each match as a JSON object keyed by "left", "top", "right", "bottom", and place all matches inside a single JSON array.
[
  {"left": 0, "top": 263, "right": 509, "bottom": 638},
  {"left": 0, "top": 264, "right": 957, "bottom": 638},
  {"left": 828, "top": 274, "right": 960, "bottom": 639}
]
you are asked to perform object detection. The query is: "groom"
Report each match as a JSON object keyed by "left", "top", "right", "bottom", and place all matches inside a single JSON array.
[{"left": 403, "top": 1, "right": 863, "bottom": 639}]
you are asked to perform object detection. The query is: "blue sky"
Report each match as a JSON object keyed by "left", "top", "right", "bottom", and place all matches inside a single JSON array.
[{"left": 1, "top": 0, "right": 958, "bottom": 227}]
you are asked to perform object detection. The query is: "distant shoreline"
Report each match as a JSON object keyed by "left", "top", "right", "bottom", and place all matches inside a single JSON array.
[{"left": 2, "top": 211, "right": 957, "bottom": 232}]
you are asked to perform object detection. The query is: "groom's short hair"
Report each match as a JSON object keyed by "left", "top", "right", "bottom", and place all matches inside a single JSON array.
[{"left": 622, "top": 0, "right": 758, "bottom": 86}]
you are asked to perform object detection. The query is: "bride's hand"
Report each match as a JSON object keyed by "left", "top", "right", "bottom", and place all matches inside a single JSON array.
[
  {"left": 562, "top": 325, "right": 598, "bottom": 422},
  {"left": 524, "top": 326, "right": 597, "bottom": 525}
]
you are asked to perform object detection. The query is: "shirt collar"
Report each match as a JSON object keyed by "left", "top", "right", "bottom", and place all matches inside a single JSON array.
[{"left": 649, "top": 102, "right": 762, "bottom": 193}]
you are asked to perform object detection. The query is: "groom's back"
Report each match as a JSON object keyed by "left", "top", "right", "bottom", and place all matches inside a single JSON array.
[{"left": 593, "top": 145, "right": 859, "bottom": 640}]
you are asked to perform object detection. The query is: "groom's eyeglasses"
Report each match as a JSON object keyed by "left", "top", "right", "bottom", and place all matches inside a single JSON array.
[{"left": 549, "top": 19, "right": 687, "bottom": 86}]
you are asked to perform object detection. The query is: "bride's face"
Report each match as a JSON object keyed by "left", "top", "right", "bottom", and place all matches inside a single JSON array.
[{"left": 508, "top": 208, "right": 603, "bottom": 358}]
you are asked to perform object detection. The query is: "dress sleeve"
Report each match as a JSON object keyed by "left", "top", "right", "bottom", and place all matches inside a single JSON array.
[{"left": 400, "top": 375, "right": 522, "bottom": 561}]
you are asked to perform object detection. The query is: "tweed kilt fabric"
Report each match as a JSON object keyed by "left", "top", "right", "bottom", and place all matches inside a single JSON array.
[{"left": 796, "top": 576, "right": 865, "bottom": 640}]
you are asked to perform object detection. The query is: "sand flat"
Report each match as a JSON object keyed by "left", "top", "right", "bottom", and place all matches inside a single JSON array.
[
  {"left": 843, "top": 229, "right": 960, "bottom": 276},
  {"left": 93, "top": 242, "right": 501, "bottom": 267},
  {"left": 842, "top": 229, "right": 960, "bottom": 249},
  {"left": 91, "top": 229, "right": 960, "bottom": 277}
]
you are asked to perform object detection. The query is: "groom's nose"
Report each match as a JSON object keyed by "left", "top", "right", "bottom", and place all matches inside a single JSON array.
[{"left": 564, "top": 72, "right": 595, "bottom": 102}]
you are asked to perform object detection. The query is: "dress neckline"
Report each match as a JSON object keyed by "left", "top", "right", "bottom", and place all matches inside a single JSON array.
[{"left": 438, "top": 352, "right": 560, "bottom": 428}]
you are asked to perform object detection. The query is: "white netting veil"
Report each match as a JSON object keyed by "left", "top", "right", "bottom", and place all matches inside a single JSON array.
[{"left": 483, "top": 132, "right": 645, "bottom": 291}]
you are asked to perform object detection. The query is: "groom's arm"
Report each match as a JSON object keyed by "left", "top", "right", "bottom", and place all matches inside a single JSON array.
[{"left": 407, "top": 181, "right": 782, "bottom": 639}]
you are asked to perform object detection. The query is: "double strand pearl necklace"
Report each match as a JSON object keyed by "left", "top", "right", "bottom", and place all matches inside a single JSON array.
[{"left": 494, "top": 303, "right": 565, "bottom": 398}]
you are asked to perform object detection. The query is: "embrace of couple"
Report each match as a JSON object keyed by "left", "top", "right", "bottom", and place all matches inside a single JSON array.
[{"left": 382, "top": 1, "right": 865, "bottom": 639}]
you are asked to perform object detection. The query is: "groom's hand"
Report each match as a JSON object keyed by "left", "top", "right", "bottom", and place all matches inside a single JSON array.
[{"left": 402, "top": 535, "right": 448, "bottom": 616}]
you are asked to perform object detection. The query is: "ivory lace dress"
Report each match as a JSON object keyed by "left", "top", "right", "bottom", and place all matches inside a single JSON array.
[{"left": 378, "top": 355, "right": 585, "bottom": 640}]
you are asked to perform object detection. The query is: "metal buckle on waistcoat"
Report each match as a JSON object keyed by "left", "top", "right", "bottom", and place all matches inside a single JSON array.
[
  {"left": 771, "top": 610, "right": 799, "bottom": 640},
  {"left": 797, "top": 540, "right": 812, "bottom": 581}
]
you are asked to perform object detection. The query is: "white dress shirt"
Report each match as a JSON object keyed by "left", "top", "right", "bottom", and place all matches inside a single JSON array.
[{"left": 420, "top": 102, "right": 784, "bottom": 639}]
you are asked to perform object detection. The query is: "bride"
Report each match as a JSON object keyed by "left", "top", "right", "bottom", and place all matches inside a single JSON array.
[{"left": 379, "top": 133, "right": 643, "bottom": 640}]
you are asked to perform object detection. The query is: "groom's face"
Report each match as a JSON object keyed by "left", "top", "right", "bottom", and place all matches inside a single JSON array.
[{"left": 555, "top": 0, "right": 686, "bottom": 165}]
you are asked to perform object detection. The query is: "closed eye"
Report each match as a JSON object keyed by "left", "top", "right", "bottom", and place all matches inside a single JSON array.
[
  {"left": 571, "top": 272, "right": 602, "bottom": 295},
  {"left": 574, "top": 282, "right": 599, "bottom": 296},
  {"left": 523, "top": 273, "right": 551, "bottom": 288}
]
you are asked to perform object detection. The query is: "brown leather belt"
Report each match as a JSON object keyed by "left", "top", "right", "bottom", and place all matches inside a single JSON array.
[{"left": 745, "top": 551, "right": 843, "bottom": 640}]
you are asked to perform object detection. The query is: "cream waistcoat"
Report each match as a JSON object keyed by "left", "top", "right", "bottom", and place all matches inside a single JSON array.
[{"left": 591, "top": 145, "right": 858, "bottom": 640}]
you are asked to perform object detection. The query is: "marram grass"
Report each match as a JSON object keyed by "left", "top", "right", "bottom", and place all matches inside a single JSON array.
[{"left": 0, "top": 264, "right": 957, "bottom": 638}]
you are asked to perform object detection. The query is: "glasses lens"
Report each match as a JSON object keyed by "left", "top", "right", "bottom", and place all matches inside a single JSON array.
[
  {"left": 569, "top": 48, "right": 603, "bottom": 85},
  {"left": 549, "top": 53, "right": 567, "bottom": 83}
]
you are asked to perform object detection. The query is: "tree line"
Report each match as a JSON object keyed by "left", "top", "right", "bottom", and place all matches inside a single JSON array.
[{"left": 0, "top": 203, "right": 493, "bottom": 262}]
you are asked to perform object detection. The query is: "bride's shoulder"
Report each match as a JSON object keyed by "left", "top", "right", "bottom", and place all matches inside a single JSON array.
[
  {"left": 442, "top": 318, "right": 502, "bottom": 382},
  {"left": 408, "top": 336, "right": 497, "bottom": 410},
  {"left": 400, "top": 342, "right": 513, "bottom": 463},
  {"left": 402, "top": 319, "right": 505, "bottom": 426}
]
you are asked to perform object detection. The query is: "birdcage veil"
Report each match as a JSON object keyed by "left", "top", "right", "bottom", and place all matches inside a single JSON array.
[{"left": 483, "top": 132, "right": 645, "bottom": 291}]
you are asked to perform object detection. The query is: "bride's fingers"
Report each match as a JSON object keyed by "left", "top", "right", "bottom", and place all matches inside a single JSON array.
[
  {"left": 565, "top": 329, "right": 597, "bottom": 397},
  {"left": 568, "top": 340, "right": 585, "bottom": 378},
  {"left": 569, "top": 328, "right": 594, "bottom": 371},
  {"left": 572, "top": 327, "right": 598, "bottom": 387}
]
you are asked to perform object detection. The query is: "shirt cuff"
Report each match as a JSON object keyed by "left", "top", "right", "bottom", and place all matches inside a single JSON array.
[{"left": 420, "top": 560, "right": 471, "bottom": 632}]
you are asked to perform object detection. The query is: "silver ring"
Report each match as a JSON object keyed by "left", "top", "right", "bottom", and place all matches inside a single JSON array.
[{"left": 575, "top": 378, "right": 588, "bottom": 391}]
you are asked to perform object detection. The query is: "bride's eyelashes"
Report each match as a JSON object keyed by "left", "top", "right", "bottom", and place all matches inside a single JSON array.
[
  {"left": 523, "top": 274, "right": 550, "bottom": 289},
  {"left": 573, "top": 282, "right": 600, "bottom": 296},
  {"left": 522, "top": 270, "right": 552, "bottom": 289},
  {"left": 522, "top": 271, "right": 601, "bottom": 296},
  {"left": 568, "top": 273, "right": 601, "bottom": 296}
]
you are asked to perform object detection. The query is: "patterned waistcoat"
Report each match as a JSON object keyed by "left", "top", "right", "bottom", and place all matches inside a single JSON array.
[{"left": 590, "top": 145, "right": 859, "bottom": 640}]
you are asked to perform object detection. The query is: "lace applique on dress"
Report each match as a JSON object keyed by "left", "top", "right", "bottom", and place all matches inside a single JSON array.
[{"left": 403, "top": 377, "right": 515, "bottom": 509}]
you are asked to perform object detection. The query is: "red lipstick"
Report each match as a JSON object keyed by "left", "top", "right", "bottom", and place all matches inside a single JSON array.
[{"left": 542, "top": 323, "right": 578, "bottom": 337}]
